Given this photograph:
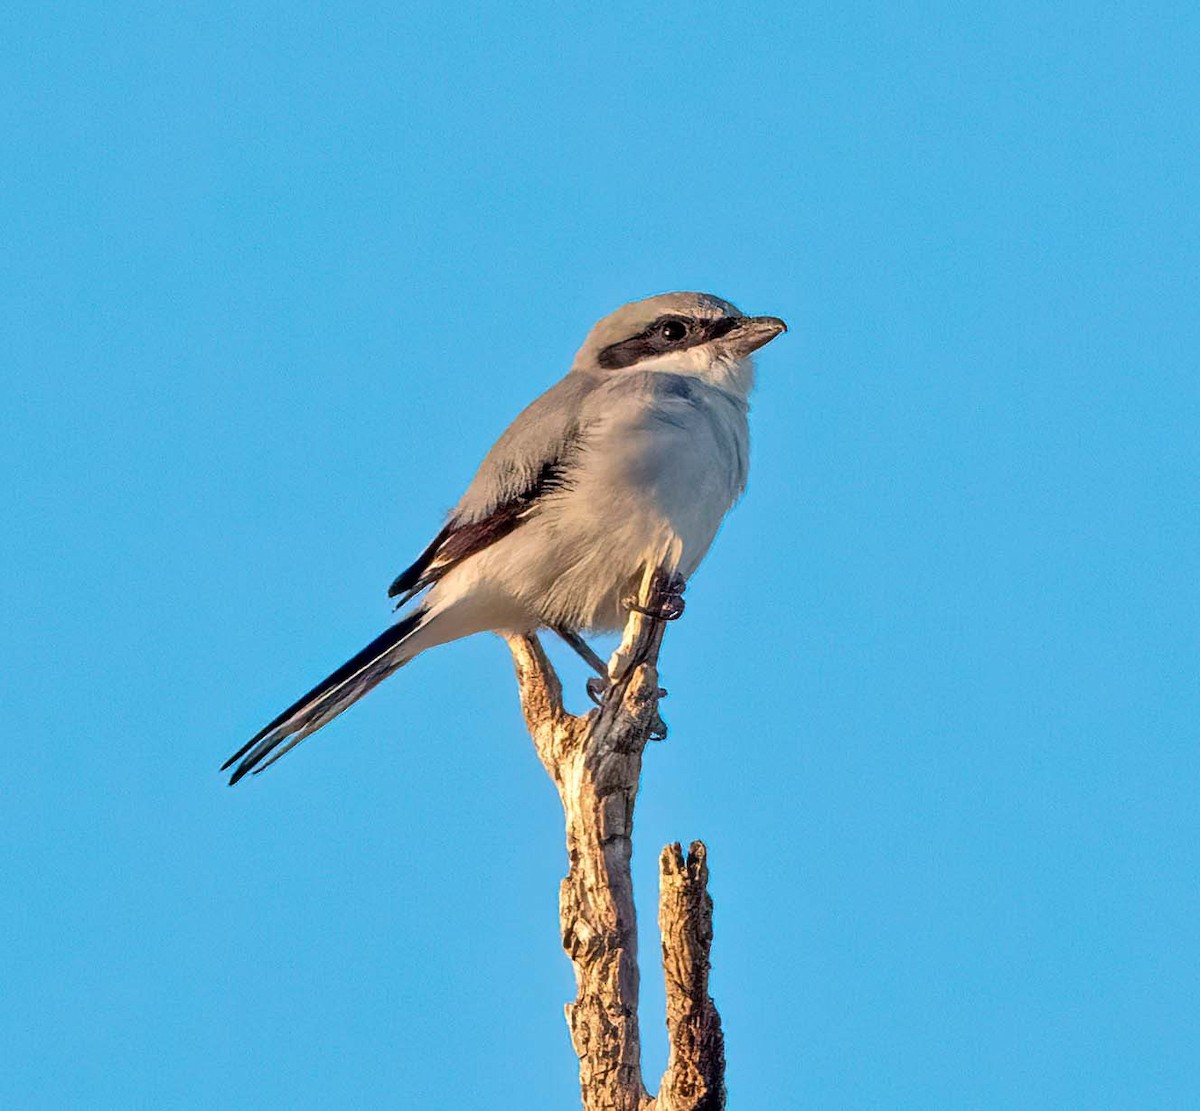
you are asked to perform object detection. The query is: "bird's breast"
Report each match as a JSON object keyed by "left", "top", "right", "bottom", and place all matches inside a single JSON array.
[{"left": 573, "top": 378, "right": 748, "bottom": 572}]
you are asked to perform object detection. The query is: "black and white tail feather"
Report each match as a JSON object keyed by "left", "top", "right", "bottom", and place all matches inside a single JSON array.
[{"left": 221, "top": 609, "right": 426, "bottom": 784}]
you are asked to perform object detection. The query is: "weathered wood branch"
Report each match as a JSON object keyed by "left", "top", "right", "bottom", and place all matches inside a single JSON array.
[
  {"left": 505, "top": 570, "right": 725, "bottom": 1111},
  {"left": 656, "top": 842, "right": 725, "bottom": 1111}
]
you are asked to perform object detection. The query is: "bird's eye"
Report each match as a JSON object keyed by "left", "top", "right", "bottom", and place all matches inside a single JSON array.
[{"left": 660, "top": 320, "right": 688, "bottom": 342}]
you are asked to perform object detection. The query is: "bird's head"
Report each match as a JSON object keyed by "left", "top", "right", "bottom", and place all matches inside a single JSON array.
[{"left": 572, "top": 291, "right": 787, "bottom": 396}]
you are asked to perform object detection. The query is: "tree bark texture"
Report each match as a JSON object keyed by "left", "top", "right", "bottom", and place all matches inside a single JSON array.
[{"left": 505, "top": 570, "right": 725, "bottom": 1111}]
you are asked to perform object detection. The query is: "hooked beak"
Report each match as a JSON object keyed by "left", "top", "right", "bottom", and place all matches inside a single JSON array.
[{"left": 722, "top": 315, "right": 788, "bottom": 358}]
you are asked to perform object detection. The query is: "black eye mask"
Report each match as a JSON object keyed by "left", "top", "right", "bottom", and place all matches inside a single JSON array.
[{"left": 596, "top": 314, "right": 742, "bottom": 370}]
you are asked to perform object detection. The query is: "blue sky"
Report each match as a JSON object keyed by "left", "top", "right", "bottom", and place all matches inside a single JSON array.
[{"left": 2, "top": 4, "right": 1196, "bottom": 1107}]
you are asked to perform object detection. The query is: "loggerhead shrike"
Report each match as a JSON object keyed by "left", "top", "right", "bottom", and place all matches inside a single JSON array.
[{"left": 223, "top": 292, "right": 786, "bottom": 784}]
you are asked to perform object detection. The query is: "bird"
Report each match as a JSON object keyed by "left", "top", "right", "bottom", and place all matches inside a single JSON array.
[{"left": 222, "top": 291, "right": 786, "bottom": 784}]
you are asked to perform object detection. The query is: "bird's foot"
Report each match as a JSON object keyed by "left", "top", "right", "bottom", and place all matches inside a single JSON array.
[
  {"left": 624, "top": 570, "right": 687, "bottom": 622},
  {"left": 586, "top": 676, "right": 609, "bottom": 705},
  {"left": 590, "top": 680, "right": 668, "bottom": 736}
]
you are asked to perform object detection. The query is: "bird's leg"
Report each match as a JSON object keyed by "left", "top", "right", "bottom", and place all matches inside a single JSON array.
[
  {"left": 554, "top": 627, "right": 609, "bottom": 676},
  {"left": 623, "top": 569, "right": 687, "bottom": 622},
  {"left": 553, "top": 627, "right": 612, "bottom": 704}
]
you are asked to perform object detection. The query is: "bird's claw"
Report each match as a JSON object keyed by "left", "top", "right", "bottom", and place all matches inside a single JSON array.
[
  {"left": 588, "top": 680, "right": 665, "bottom": 706},
  {"left": 624, "top": 570, "right": 687, "bottom": 622},
  {"left": 623, "top": 596, "right": 686, "bottom": 621}
]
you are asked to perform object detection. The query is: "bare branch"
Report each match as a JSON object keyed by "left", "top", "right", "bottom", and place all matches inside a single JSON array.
[
  {"left": 654, "top": 842, "right": 726, "bottom": 1111},
  {"left": 504, "top": 568, "right": 725, "bottom": 1111}
]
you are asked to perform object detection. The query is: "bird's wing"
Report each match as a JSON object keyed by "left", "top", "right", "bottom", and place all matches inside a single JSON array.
[{"left": 387, "top": 372, "right": 596, "bottom": 604}]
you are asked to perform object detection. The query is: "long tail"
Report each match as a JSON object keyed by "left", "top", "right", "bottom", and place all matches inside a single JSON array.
[{"left": 222, "top": 609, "right": 426, "bottom": 785}]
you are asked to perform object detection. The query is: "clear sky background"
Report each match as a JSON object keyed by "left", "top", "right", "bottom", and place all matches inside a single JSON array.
[{"left": 2, "top": 4, "right": 1196, "bottom": 1108}]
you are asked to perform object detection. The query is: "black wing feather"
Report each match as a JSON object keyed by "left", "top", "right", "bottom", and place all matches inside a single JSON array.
[
  {"left": 384, "top": 451, "right": 577, "bottom": 604},
  {"left": 387, "top": 523, "right": 452, "bottom": 601}
]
